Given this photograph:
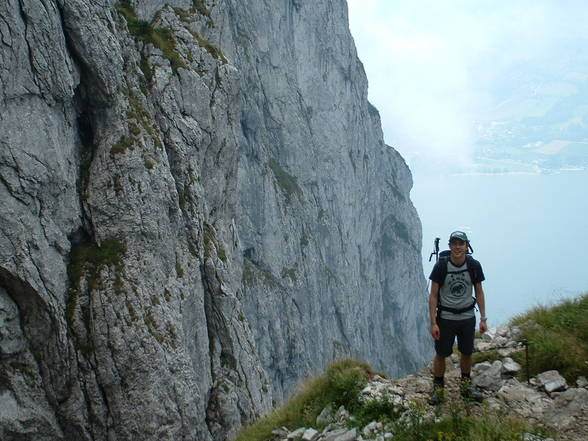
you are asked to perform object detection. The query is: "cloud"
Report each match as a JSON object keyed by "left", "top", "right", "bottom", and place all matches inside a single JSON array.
[{"left": 347, "top": 0, "right": 588, "bottom": 169}]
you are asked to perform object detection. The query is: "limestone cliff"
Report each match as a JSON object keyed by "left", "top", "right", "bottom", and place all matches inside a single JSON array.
[{"left": 0, "top": 0, "right": 431, "bottom": 440}]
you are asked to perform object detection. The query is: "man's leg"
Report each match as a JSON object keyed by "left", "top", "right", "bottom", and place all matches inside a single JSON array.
[
  {"left": 430, "top": 319, "right": 454, "bottom": 404},
  {"left": 460, "top": 353, "right": 472, "bottom": 376},
  {"left": 457, "top": 318, "right": 483, "bottom": 402},
  {"left": 433, "top": 354, "right": 447, "bottom": 378}
]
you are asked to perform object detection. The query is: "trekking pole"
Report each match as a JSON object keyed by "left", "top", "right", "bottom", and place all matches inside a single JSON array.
[
  {"left": 428, "top": 237, "right": 440, "bottom": 262},
  {"left": 523, "top": 340, "right": 531, "bottom": 384}
]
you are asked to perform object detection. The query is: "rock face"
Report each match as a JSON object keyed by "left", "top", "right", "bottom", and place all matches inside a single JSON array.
[
  {"left": 228, "top": 0, "right": 430, "bottom": 400},
  {"left": 0, "top": 0, "right": 430, "bottom": 440}
]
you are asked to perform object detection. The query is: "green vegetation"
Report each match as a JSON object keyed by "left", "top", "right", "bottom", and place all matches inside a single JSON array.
[
  {"left": 123, "top": 87, "right": 163, "bottom": 149},
  {"left": 115, "top": 0, "right": 186, "bottom": 71},
  {"left": 471, "top": 349, "right": 502, "bottom": 365},
  {"left": 203, "top": 223, "right": 228, "bottom": 262},
  {"left": 144, "top": 158, "right": 155, "bottom": 170},
  {"left": 268, "top": 158, "right": 303, "bottom": 205},
  {"left": 191, "top": 0, "right": 211, "bottom": 18},
  {"left": 385, "top": 403, "right": 551, "bottom": 441},
  {"left": 510, "top": 293, "right": 588, "bottom": 382},
  {"left": 237, "top": 359, "right": 550, "bottom": 441},
  {"left": 281, "top": 267, "right": 297, "bottom": 283},
  {"left": 236, "top": 359, "right": 374, "bottom": 441},
  {"left": 68, "top": 238, "right": 127, "bottom": 301},
  {"left": 188, "top": 28, "right": 227, "bottom": 63},
  {"left": 110, "top": 135, "right": 135, "bottom": 158},
  {"left": 66, "top": 238, "right": 127, "bottom": 355},
  {"left": 242, "top": 257, "right": 281, "bottom": 289},
  {"left": 237, "top": 296, "right": 588, "bottom": 441}
]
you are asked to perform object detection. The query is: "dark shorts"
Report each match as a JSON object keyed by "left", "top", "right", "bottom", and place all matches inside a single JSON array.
[{"left": 435, "top": 317, "right": 476, "bottom": 357}]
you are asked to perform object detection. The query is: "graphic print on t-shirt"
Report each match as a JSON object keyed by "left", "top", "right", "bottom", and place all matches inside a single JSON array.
[{"left": 448, "top": 271, "right": 467, "bottom": 298}]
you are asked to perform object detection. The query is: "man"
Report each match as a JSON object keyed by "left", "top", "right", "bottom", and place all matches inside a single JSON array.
[{"left": 428, "top": 231, "right": 488, "bottom": 404}]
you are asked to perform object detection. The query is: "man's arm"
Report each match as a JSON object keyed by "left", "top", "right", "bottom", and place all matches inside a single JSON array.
[
  {"left": 474, "top": 282, "right": 488, "bottom": 334},
  {"left": 429, "top": 281, "right": 440, "bottom": 340}
]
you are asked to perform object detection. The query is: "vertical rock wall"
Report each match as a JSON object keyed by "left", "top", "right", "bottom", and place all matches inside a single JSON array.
[
  {"left": 222, "top": 0, "right": 432, "bottom": 401},
  {"left": 0, "top": 0, "right": 431, "bottom": 440}
]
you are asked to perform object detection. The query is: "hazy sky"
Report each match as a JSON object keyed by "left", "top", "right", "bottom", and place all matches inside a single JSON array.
[
  {"left": 347, "top": 1, "right": 588, "bottom": 324},
  {"left": 347, "top": 0, "right": 588, "bottom": 168}
]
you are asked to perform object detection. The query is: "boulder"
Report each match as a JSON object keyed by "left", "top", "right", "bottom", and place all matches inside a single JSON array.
[
  {"left": 323, "top": 428, "right": 357, "bottom": 441},
  {"left": 501, "top": 357, "right": 522, "bottom": 375},
  {"left": 473, "top": 360, "right": 504, "bottom": 391},
  {"left": 362, "top": 421, "right": 383, "bottom": 437},
  {"left": 302, "top": 428, "right": 319, "bottom": 441},
  {"left": 535, "top": 370, "right": 567, "bottom": 393},
  {"left": 287, "top": 427, "right": 307, "bottom": 440},
  {"left": 316, "top": 404, "right": 335, "bottom": 426}
]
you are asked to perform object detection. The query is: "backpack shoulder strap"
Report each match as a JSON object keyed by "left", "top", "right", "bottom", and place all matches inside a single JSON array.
[
  {"left": 465, "top": 255, "right": 481, "bottom": 284},
  {"left": 438, "top": 256, "right": 449, "bottom": 287}
]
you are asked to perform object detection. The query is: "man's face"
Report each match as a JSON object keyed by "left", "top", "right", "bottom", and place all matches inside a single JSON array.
[{"left": 449, "top": 239, "right": 467, "bottom": 259}]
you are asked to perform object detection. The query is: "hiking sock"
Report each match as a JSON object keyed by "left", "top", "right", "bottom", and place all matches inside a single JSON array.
[
  {"left": 460, "top": 373, "right": 484, "bottom": 402},
  {"left": 429, "top": 376, "right": 446, "bottom": 405},
  {"left": 433, "top": 376, "right": 445, "bottom": 388}
]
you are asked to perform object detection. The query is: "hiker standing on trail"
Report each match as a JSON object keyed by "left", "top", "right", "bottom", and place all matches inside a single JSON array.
[{"left": 428, "top": 231, "right": 487, "bottom": 404}]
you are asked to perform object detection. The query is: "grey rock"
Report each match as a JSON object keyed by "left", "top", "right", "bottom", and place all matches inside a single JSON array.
[
  {"left": 0, "top": 287, "right": 26, "bottom": 357},
  {"left": 473, "top": 360, "right": 504, "bottom": 391},
  {"left": 0, "top": 0, "right": 431, "bottom": 438},
  {"left": 362, "top": 421, "right": 383, "bottom": 437},
  {"left": 523, "top": 434, "right": 554, "bottom": 441},
  {"left": 317, "top": 404, "right": 335, "bottom": 426},
  {"left": 335, "top": 405, "right": 351, "bottom": 424},
  {"left": 497, "top": 380, "right": 544, "bottom": 405},
  {"left": 288, "top": 427, "right": 307, "bottom": 440},
  {"left": 536, "top": 370, "right": 568, "bottom": 393},
  {"left": 322, "top": 428, "right": 349, "bottom": 441},
  {"left": 273, "top": 427, "right": 290, "bottom": 437},
  {"left": 324, "top": 428, "right": 357, "bottom": 441},
  {"left": 501, "top": 357, "right": 522, "bottom": 375},
  {"left": 302, "top": 428, "right": 320, "bottom": 441},
  {"left": 577, "top": 376, "right": 588, "bottom": 388},
  {"left": 230, "top": 0, "right": 432, "bottom": 401},
  {"left": 544, "top": 388, "right": 588, "bottom": 427}
]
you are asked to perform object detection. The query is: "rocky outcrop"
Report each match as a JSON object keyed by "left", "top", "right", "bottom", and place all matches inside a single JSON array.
[
  {"left": 227, "top": 0, "right": 430, "bottom": 401},
  {"left": 274, "top": 327, "right": 588, "bottom": 441},
  {"left": 0, "top": 0, "right": 429, "bottom": 439}
]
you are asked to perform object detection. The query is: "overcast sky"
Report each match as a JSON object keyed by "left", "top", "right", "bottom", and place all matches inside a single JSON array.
[{"left": 347, "top": 0, "right": 588, "bottom": 168}]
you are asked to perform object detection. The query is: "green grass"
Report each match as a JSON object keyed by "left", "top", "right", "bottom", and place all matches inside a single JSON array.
[
  {"left": 236, "top": 359, "right": 374, "bottom": 441},
  {"left": 115, "top": 0, "right": 186, "bottom": 71},
  {"left": 237, "top": 358, "right": 554, "bottom": 441},
  {"left": 509, "top": 293, "right": 588, "bottom": 382},
  {"left": 234, "top": 296, "right": 588, "bottom": 441},
  {"left": 267, "top": 158, "right": 303, "bottom": 205},
  {"left": 472, "top": 349, "right": 502, "bottom": 365}
]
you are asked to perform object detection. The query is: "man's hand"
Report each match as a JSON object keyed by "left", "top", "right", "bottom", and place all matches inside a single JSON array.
[
  {"left": 431, "top": 323, "right": 440, "bottom": 340},
  {"left": 479, "top": 320, "right": 488, "bottom": 334}
]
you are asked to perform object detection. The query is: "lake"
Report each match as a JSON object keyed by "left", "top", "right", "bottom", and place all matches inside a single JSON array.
[{"left": 411, "top": 169, "right": 588, "bottom": 325}]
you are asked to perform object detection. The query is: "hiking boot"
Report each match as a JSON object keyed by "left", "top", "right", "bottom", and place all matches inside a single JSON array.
[
  {"left": 459, "top": 381, "right": 484, "bottom": 402},
  {"left": 428, "top": 384, "right": 445, "bottom": 405}
]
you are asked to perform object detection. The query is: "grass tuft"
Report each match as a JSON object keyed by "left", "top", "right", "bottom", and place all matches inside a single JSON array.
[
  {"left": 509, "top": 293, "right": 588, "bottom": 382},
  {"left": 115, "top": 0, "right": 186, "bottom": 71},
  {"left": 236, "top": 359, "right": 373, "bottom": 441}
]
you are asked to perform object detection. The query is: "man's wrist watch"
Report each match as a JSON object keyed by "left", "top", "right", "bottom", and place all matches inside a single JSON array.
[{"left": 480, "top": 316, "right": 488, "bottom": 322}]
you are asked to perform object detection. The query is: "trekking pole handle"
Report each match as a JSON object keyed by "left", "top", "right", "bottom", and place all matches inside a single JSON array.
[{"left": 428, "top": 237, "right": 440, "bottom": 262}]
